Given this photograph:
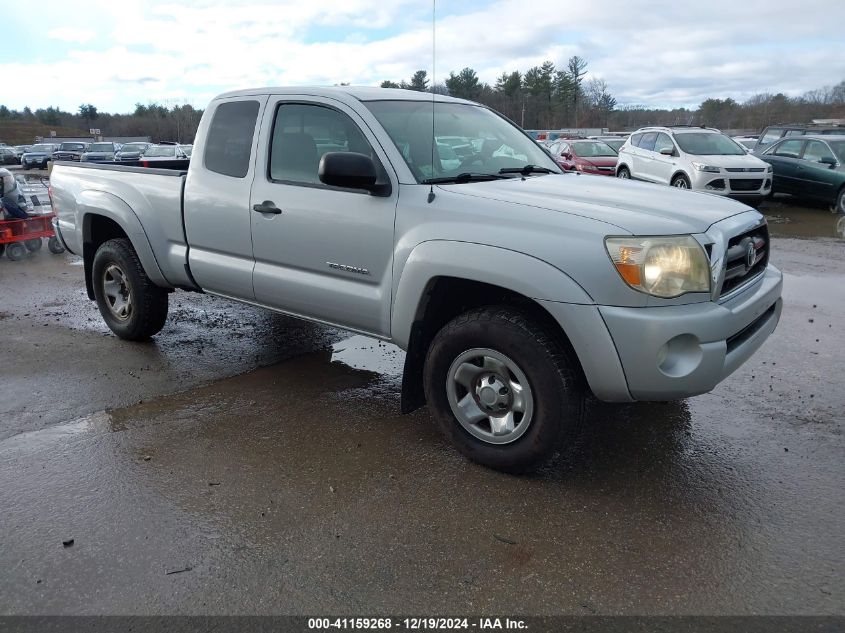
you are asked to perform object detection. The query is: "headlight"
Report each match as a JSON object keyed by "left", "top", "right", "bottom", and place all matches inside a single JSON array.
[
  {"left": 692, "top": 162, "right": 720, "bottom": 173},
  {"left": 605, "top": 236, "right": 711, "bottom": 298}
]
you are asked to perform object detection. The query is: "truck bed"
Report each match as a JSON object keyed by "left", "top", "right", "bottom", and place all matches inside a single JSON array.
[{"left": 50, "top": 161, "right": 195, "bottom": 289}]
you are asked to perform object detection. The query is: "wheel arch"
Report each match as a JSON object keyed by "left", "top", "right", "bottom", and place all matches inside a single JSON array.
[
  {"left": 392, "top": 241, "right": 594, "bottom": 413},
  {"left": 80, "top": 191, "right": 170, "bottom": 300},
  {"left": 670, "top": 170, "right": 691, "bottom": 185}
]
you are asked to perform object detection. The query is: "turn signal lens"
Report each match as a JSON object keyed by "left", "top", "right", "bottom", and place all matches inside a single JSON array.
[{"left": 605, "top": 236, "right": 711, "bottom": 298}]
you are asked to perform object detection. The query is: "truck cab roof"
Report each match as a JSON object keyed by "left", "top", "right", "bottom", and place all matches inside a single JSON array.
[{"left": 212, "top": 86, "right": 474, "bottom": 105}]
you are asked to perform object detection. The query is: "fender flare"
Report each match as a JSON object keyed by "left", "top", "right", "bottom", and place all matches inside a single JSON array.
[
  {"left": 80, "top": 190, "right": 172, "bottom": 298},
  {"left": 391, "top": 240, "right": 594, "bottom": 349}
]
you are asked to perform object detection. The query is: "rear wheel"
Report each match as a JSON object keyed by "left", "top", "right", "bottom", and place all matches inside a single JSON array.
[
  {"left": 424, "top": 306, "right": 585, "bottom": 473},
  {"left": 5, "top": 242, "right": 27, "bottom": 261},
  {"left": 671, "top": 174, "right": 691, "bottom": 189},
  {"left": 48, "top": 236, "right": 65, "bottom": 254},
  {"left": 25, "top": 238, "right": 42, "bottom": 252},
  {"left": 617, "top": 166, "right": 631, "bottom": 179},
  {"left": 92, "top": 238, "right": 169, "bottom": 340}
]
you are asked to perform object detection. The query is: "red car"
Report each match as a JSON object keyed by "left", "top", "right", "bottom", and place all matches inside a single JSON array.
[{"left": 546, "top": 138, "right": 618, "bottom": 176}]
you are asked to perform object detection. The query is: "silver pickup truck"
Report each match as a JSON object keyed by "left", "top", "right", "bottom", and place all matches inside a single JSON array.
[{"left": 51, "top": 87, "right": 783, "bottom": 472}]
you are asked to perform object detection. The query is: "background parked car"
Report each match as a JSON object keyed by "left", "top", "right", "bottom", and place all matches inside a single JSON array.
[
  {"left": 21, "top": 143, "right": 58, "bottom": 169},
  {"left": 588, "top": 135, "right": 628, "bottom": 152},
  {"left": 753, "top": 124, "right": 845, "bottom": 154},
  {"left": 546, "top": 138, "right": 618, "bottom": 175},
  {"left": 81, "top": 142, "right": 121, "bottom": 163},
  {"left": 115, "top": 142, "right": 153, "bottom": 161},
  {"left": 759, "top": 134, "right": 845, "bottom": 214},
  {"left": 13, "top": 145, "right": 31, "bottom": 163},
  {"left": 140, "top": 143, "right": 191, "bottom": 161},
  {"left": 616, "top": 126, "right": 772, "bottom": 206},
  {"left": 0, "top": 147, "right": 17, "bottom": 165},
  {"left": 732, "top": 136, "right": 758, "bottom": 153},
  {"left": 53, "top": 142, "right": 90, "bottom": 162}
]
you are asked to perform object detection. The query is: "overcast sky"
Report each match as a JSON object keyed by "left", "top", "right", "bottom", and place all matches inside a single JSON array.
[{"left": 2, "top": 0, "right": 844, "bottom": 113}]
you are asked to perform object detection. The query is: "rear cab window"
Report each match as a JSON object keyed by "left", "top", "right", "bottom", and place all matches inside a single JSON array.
[{"left": 204, "top": 100, "right": 261, "bottom": 178}]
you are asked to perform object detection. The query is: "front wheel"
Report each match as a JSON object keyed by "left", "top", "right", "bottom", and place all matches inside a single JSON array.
[
  {"left": 424, "top": 307, "right": 585, "bottom": 473},
  {"left": 92, "top": 238, "right": 169, "bottom": 340},
  {"left": 671, "top": 174, "right": 691, "bottom": 189},
  {"left": 617, "top": 166, "right": 631, "bottom": 179}
]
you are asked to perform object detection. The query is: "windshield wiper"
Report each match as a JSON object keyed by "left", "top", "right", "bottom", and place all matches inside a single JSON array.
[
  {"left": 421, "top": 172, "right": 512, "bottom": 184},
  {"left": 498, "top": 165, "right": 555, "bottom": 176}
]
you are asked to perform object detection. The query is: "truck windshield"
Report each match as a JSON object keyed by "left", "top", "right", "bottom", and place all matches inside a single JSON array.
[
  {"left": 60, "top": 143, "right": 86, "bottom": 151},
  {"left": 89, "top": 143, "right": 114, "bottom": 152},
  {"left": 364, "top": 100, "right": 560, "bottom": 183}
]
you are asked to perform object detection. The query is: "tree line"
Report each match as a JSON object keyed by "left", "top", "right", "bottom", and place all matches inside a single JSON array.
[
  {"left": 0, "top": 102, "right": 203, "bottom": 144},
  {"left": 382, "top": 61, "right": 845, "bottom": 132}
]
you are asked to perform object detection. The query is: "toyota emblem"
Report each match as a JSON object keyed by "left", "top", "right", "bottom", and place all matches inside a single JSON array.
[{"left": 746, "top": 240, "right": 757, "bottom": 268}]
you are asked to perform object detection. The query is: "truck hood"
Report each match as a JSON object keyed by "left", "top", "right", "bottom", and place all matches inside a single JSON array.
[{"left": 443, "top": 173, "right": 752, "bottom": 235}]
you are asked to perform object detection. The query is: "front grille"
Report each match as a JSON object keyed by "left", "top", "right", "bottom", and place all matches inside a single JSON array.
[
  {"left": 729, "top": 179, "right": 763, "bottom": 191},
  {"left": 725, "top": 167, "right": 765, "bottom": 173},
  {"left": 719, "top": 224, "right": 769, "bottom": 298}
]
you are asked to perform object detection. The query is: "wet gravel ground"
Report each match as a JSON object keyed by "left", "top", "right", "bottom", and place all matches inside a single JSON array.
[{"left": 0, "top": 197, "right": 843, "bottom": 615}]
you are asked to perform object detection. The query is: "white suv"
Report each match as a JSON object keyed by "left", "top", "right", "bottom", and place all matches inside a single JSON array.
[{"left": 616, "top": 126, "right": 772, "bottom": 206}]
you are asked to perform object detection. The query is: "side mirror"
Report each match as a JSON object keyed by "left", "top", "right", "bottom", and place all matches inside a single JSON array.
[
  {"left": 659, "top": 147, "right": 674, "bottom": 156},
  {"left": 820, "top": 156, "right": 837, "bottom": 167},
  {"left": 319, "top": 152, "right": 382, "bottom": 193}
]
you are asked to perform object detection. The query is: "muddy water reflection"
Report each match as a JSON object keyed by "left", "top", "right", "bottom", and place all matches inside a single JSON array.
[{"left": 763, "top": 197, "right": 844, "bottom": 239}]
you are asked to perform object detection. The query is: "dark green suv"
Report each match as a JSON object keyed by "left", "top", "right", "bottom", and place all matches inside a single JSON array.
[{"left": 759, "top": 135, "right": 845, "bottom": 213}]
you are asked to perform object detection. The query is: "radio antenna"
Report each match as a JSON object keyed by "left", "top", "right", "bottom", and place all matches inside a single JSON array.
[{"left": 427, "top": 0, "right": 436, "bottom": 203}]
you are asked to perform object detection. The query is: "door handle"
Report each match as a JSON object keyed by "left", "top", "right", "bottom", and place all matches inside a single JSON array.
[{"left": 252, "top": 200, "right": 282, "bottom": 214}]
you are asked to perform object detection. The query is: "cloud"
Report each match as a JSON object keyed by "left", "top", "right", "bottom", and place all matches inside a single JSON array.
[
  {"left": 6, "top": 0, "right": 845, "bottom": 113},
  {"left": 47, "top": 26, "right": 96, "bottom": 44}
]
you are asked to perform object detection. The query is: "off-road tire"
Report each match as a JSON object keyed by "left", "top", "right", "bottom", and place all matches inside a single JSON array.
[
  {"left": 423, "top": 306, "right": 585, "bottom": 473},
  {"left": 92, "top": 238, "right": 168, "bottom": 340}
]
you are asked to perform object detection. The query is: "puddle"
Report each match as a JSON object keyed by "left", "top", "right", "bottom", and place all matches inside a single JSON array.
[
  {"left": 330, "top": 335, "right": 405, "bottom": 377},
  {"left": 763, "top": 197, "right": 844, "bottom": 240},
  {"left": 0, "top": 411, "right": 111, "bottom": 456}
]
